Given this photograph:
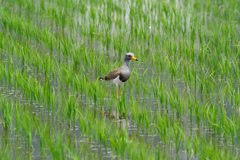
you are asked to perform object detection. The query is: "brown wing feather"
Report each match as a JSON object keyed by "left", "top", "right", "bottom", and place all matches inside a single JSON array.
[{"left": 104, "top": 68, "right": 121, "bottom": 81}]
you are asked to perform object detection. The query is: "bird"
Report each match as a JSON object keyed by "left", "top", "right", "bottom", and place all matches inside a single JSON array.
[{"left": 99, "top": 53, "right": 138, "bottom": 95}]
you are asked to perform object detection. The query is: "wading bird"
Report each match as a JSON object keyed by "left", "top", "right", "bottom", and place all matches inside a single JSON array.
[{"left": 99, "top": 53, "right": 138, "bottom": 95}]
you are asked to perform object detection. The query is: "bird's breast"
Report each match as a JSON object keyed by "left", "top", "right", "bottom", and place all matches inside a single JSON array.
[{"left": 119, "top": 70, "right": 130, "bottom": 82}]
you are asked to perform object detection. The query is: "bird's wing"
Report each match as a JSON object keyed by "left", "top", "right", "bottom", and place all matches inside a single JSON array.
[{"left": 104, "top": 68, "right": 121, "bottom": 81}]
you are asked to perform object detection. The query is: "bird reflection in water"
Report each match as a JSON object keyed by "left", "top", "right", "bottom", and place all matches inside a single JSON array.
[{"left": 104, "top": 110, "right": 130, "bottom": 130}]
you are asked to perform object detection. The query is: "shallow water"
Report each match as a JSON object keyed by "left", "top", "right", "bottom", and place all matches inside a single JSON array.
[
  {"left": 0, "top": 78, "right": 238, "bottom": 159},
  {"left": 1, "top": 0, "right": 239, "bottom": 159}
]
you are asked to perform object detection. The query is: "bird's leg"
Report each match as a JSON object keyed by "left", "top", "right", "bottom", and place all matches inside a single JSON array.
[
  {"left": 119, "top": 87, "right": 123, "bottom": 95},
  {"left": 116, "top": 86, "right": 118, "bottom": 97}
]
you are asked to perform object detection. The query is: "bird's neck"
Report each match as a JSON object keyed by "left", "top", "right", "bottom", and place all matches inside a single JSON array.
[{"left": 123, "top": 60, "right": 130, "bottom": 67}]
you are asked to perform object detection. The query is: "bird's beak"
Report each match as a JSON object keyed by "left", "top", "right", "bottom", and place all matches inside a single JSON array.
[{"left": 132, "top": 57, "right": 138, "bottom": 61}]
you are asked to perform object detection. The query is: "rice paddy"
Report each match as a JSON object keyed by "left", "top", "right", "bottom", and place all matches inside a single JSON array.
[{"left": 0, "top": 0, "right": 240, "bottom": 159}]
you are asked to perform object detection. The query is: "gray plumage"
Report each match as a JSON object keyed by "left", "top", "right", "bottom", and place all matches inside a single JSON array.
[{"left": 99, "top": 53, "right": 138, "bottom": 87}]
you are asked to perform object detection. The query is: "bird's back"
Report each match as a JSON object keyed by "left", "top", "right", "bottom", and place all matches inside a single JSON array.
[{"left": 103, "top": 68, "right": 121, "bottom": 81}]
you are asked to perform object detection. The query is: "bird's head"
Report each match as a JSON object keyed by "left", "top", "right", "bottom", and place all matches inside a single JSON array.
[{"left": 125, "top": 53, "right": 138, "bottom": 61}]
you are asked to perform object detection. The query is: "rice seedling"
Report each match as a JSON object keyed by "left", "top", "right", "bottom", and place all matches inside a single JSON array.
[{"left": 0, "top": 0, "right": 239, "bottom": 159}]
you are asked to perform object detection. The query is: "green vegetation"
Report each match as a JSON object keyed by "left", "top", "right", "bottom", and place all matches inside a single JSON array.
[{"left": 0, "top": 0, "right": 239, "bottom": 159}]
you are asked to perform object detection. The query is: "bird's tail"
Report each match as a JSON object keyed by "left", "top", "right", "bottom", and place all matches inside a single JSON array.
[{"left": 99, "top": 77, "right": 104, "bottom": 81}]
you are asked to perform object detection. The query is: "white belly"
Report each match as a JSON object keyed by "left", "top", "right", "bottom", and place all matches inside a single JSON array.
[{"left": 111, "top": 76, "right": 124, "bottom": 87}]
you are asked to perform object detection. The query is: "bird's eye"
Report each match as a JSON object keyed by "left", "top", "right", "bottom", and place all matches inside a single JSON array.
[{"left": 128, "top": 55, "right": 131, "bottom": 57}]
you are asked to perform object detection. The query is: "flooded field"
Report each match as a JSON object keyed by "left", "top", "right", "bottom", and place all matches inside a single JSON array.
[{"left": 0, "top": 0, "right": 240, "bottom": 159}]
